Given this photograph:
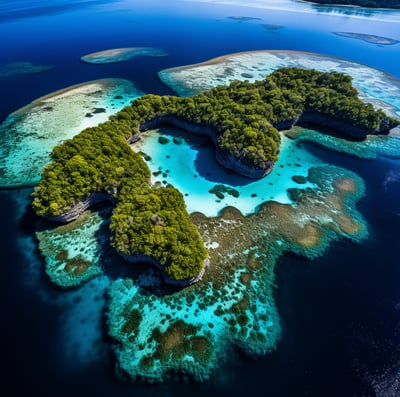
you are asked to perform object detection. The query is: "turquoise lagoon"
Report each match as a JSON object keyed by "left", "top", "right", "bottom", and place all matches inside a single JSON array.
[{"left": 136, "top": 128, "right": 320, "bottom": 216}]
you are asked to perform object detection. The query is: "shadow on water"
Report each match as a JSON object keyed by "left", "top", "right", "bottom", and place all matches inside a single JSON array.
[
  {"left": 156, "top": 125, "right": 256, "bottom": 187},
  {"left": 32, "top": 199, "right": 184, "bottom": 298},
  {"left": 86, "top": 202, "right": 184, "bottom": 297}
]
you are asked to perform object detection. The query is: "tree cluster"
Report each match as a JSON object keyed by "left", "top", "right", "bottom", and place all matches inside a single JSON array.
[
  {"left": 110, "top": 185, "right": 208, "bottom": 280},
  {"left": 115, "top": 67, "right": 396, "bottom": 169},
  {"left": 32, "top": 120, "right": 150, "bottom": 216},
  {"left": 32, "top": 67, "right": 398, "bottom": 280}
]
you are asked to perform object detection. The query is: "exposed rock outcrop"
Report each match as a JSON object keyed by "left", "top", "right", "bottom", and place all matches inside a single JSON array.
[
  {"left": 273, "top": 111, "right": 396, "bottom": 138},
  {"left": 45, "top": 192, "right": 115, "bottom": 222},
  {"left": 137, "top": 111, "right": 397, "bottom": 179},
  {"left": 139, "top": 114, "right": 274, "bottom": 179},
  {"left": 296, "top": 111, "right": 397, "bottom": 138},
  {"left": 120, "top": 252, "right": 210, "bottom": 287}
]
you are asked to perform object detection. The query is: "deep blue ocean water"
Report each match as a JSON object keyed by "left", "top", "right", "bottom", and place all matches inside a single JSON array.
[{"left": 1, "top": 1, "right": 400, "bottom": 396}]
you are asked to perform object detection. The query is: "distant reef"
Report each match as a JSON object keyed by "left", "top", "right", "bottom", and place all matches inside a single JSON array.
[
  {"left": 227, "top": 16, "right": 262, "bottom": 21},
  {"left": 334, "top": 31, "right": 399, "bottom": 45},
  {"left": 81, "top": 47, "right": 167, "bottom": 64},
  {"left": 32, "top": 67, "right": 398, "bottom": 285},
  {"left": 0, "top": 61, "right": 54, "bottom": 77}
]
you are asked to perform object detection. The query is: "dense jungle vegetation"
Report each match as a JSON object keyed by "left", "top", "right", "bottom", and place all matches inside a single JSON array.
[
  {"left": 114, "top": 67, "right": 395, "bottom": 169},
  {"left": 32, "top": 67, "right": 398, "bottom": 281}
]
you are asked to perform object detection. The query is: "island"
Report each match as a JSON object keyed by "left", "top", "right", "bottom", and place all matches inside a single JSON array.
[
  {"left": 300, "top": 0, "right": 400, "bottom": 9},
  {"left": 31, "top": 67, "right": 398, "bottom": 284}
]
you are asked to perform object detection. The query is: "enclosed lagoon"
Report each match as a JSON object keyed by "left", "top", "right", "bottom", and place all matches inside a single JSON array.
[{"left": 135, "top": 127, "right": 321, "bottom": 216}]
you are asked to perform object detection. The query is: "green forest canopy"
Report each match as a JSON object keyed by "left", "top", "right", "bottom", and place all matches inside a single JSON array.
[{"left": 32, "top": 67, "right": 399, "bottom": 281}]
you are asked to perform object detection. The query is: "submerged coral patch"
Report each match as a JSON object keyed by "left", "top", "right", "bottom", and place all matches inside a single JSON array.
[
  {"left": 81, "top": 47, "right": 167, "bottom": 64},
  {"left": 36, "top": 209, "right": 109, "bottom": 287},
  {"left": 285, "top": 126, "right": 400, "bottom": 160},
  {"left": 0, "top": 61, "right": 54, "bottom": 77},
  {"left": 262, "top": 24, "right": 284, "bottom": 30},
  {"left": 106, "top": 165, "right": 367, "bottom": 382},
  {"left": 0, "top": 78, "right": 142, "bottom": 188}
]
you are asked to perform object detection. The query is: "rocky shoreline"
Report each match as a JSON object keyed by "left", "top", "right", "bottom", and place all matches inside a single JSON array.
[
  {"left": 49, "top": 109, "right": 395, "bottom": 223},
  {"left": 46, "top": 191, "right": 209, "bottom": 287},
  {"left": 45, "top": 192, "right": 116, "bottom": 222},
  {"left": 138, "top": 111, "right": 396, "bottom": 178},
  {"left": 296, "top": 111, "right": 396, "bottom": 138},
  {"left": 139, "top": 114, "right": 274, "bottom": 179},
  {"left": 44, "top": 109, "right": 396, "bottom": 287},
  {"left": 120, "top": 253, "right": 210, "bottom": 287}
]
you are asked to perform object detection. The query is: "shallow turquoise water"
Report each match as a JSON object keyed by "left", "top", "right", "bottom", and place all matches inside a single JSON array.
[
  {"left": 0, "top": 79, "right": 142, "bottom": 187},
  {"left": 137, "top": 128, "right": 320, "bottom": 216}
]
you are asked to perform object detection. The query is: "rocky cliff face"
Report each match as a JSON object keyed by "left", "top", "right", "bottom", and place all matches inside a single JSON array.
[
  {"left": 139, "top": 114, "right": 274, "bottom": 179},
  {"left": 216, "top": 150, "right": 274, "bottom": 178},
  {"left": 139, "top": 115, "right": 218, "bottom": 144},
  {"left": 297, "top": 112, "right": 391, "bottom": 138},
  {"left": 120, "top": 252, "right": 210, "bottom": 287},
  {"left": 276, "top": 111, "right": 397, "bottom": 138},
  {"left": 46, "top": 192, "right": 115, "bottom": 222},
  {"left": 138, "top": 111, "right": 397, "bottom": 179},
  {"left": 49, "top": 111, "right": 395, "bottom": 222}
]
